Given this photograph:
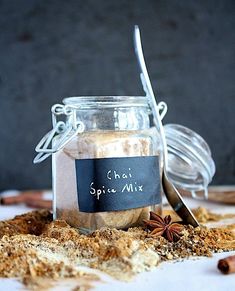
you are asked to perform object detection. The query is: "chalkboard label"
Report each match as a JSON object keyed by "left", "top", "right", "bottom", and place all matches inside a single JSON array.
[{"left": 75, "top": 156, "right": 161, "bottom": 213}]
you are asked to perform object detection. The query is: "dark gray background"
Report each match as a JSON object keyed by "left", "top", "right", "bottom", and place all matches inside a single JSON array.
[{"left": 0, "top": 0, "right": 234, "bottom": 190}]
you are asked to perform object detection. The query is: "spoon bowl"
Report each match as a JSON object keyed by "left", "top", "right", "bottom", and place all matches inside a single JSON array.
[{"left": 162, "top": 172, "right": 199, "bottom": 226}]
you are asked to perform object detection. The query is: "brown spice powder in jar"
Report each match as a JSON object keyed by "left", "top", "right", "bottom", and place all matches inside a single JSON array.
[{"left": 53, "top": 128, "right": 162, "bottom": 232}]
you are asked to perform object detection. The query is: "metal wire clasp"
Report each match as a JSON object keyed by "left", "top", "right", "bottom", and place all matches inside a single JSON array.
[
  {"left": 158, "top": 101, "right": 167, "bottom": 120},
  {"left": 33, "top": 104, "right": 84, "bottom": 164}
]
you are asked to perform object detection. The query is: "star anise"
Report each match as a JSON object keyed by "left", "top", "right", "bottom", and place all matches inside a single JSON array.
[{"left": 143, "top": 212, "right": 184, "bottom": 242}]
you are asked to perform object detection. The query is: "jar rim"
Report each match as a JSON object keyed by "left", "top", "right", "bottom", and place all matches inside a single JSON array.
[{"left": 63, "top": 96, "right": 149, "bottom": 108}]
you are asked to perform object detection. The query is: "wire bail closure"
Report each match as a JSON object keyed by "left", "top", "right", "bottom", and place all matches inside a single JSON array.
[
  {"left": 33, "top": 104, "right": 85, "bottom": 164},
  {"left": 33, "top": 100, "right": 167, "bottom": 164}
]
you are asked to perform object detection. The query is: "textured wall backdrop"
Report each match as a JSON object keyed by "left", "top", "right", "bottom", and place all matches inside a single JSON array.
[{"left": 0, "top": 0, "right": 234, "bottom": 190}]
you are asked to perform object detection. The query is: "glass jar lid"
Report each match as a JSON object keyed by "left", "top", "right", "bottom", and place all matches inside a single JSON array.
[{"left": 164, "top": 123, "right": 216, "bottom": 199}]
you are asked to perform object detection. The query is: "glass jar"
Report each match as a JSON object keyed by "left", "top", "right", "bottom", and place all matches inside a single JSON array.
[
  {"left": 34, "top": 96, "right": 216, "bottom": 230},
  {"left": 51, "top": 96, "right": 163, "bottom": 232},
  {"left": 164, "top": 124, "right": 216, "bottom": 199}
]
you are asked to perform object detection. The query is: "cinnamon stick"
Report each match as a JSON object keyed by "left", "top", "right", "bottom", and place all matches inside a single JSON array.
[
  {"left": 180, "top": 187, "right": 235, "bottom": 204},
  {"left": 218, "top": 255, "right": 235, "bottom": 274},
  {"left": 26, "top": 199, "right": 52, "bottom": 209},
  {"left": 0, "top": 190, "right": 52, "bottom": 209},
  {"left": 0, "top": 191, "right": 44, "bottom": 205},
  {"left": 0, "top": 195, "right": 25, "bottom": 204}
]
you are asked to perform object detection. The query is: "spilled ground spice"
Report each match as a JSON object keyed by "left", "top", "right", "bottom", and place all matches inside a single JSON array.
[
  {"left": 0, "top": 209, "right": 235, "bottom": 288},
  {"left": 192, "top": 207, "right": 235, "bottom": 223}
]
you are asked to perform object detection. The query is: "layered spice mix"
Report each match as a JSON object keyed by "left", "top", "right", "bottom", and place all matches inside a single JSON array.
[{"left": 0, "top": 208, "right": 234, "bottom": 288}]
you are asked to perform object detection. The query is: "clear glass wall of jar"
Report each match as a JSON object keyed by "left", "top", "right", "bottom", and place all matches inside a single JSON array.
[
  {"left": 52, "top": 96, "right": 163, "bottom": 233},
  {"left": 164, "top": 123, "right": 215, "bottom": 199}
]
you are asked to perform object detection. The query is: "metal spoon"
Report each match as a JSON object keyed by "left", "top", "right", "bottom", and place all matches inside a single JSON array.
[{"left": 134, "top": 25, "right": 199, "bottom": 227}]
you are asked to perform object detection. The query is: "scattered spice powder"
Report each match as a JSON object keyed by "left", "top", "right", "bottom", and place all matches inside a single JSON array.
[
  {"left": 163, "top": 207, "right": 235, "bottom": 224},
  {"left": 0, "top": 209, "right": 52, "bottom": 237},
  {"left": 0, "top": 209, "right": 234, "bottom": 288},
  {"left": 192, "top": 207, "right": 235, "bottom": 223}
]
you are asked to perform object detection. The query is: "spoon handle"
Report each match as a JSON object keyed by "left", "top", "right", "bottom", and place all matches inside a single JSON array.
[
  {"left": 133, "top": 25, "right": 168, "bottom": 166},
  {"left": 134, "top": 25, "right": 199, "bottom": 227}
]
